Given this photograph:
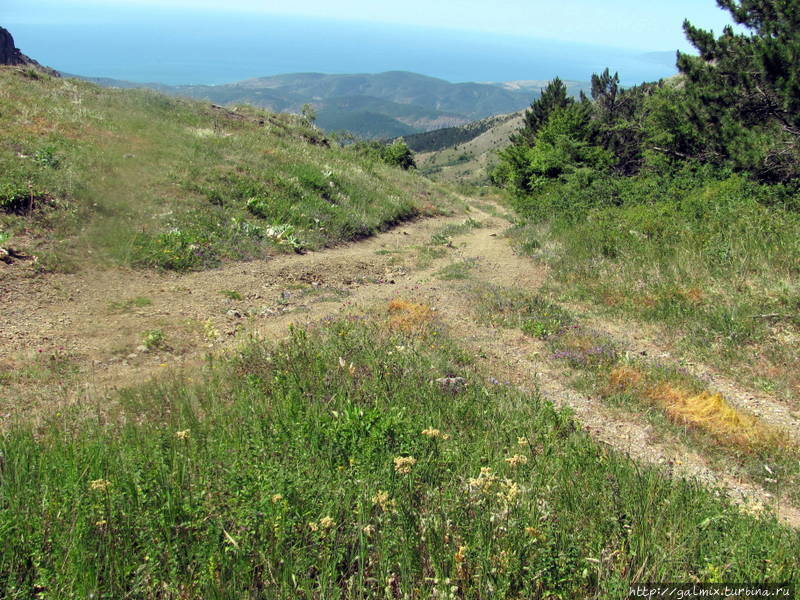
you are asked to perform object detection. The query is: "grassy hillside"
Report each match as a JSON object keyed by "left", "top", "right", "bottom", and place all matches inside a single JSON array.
[
  {"left": 403, "top": 113, "right": 516, "bottom": 153},
  {"left": 416, "top": 112, "right": 525, "bottom": 184},
  {"left": 2, "top": 63, "right": 800, "bottom": 600},
  {"left": 489, "top": 18, "right": 800, "bottom": 417},
  {"left": 0, "top": 66, "right": 457, "bottom": 273}
]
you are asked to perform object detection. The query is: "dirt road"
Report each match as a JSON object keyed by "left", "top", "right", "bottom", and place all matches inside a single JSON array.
[{"left": 2, "top": 197, "right": 798, "bottom": 525}]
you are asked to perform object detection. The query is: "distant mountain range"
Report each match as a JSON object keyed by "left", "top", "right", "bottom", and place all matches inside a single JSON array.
[{"left": 66, "top": 70, "right": 590, "bottom": 139}]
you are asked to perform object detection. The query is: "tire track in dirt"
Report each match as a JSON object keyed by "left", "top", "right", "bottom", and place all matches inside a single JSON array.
[
  {"left": 398, "top": 202, "right": 800, "bottom": 526},
  {"left": 569, "top": 309, "right": 800, "bottom": 443},
  {"left": 0, "top": 212, "right": 466, "bottom": 418}
]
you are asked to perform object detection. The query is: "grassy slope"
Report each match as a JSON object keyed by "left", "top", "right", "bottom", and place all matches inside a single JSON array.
[
  {"left": 416, "top": 97, "right": 800, "bottom": 407},
  {"left": 1, "top": 309, "right": 798, "bottom": 599},
  {"left": 0, "top": 66, "right": 457, "bottom": 273},
  {"left": 505, "top": 173, "right": 800, "bottom": 404},
  {"left": 416, "top": 112, "right": 525, "bottom": 184}
]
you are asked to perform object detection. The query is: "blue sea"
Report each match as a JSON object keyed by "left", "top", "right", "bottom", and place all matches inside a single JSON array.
[{"left": 4, "top": 2, "right": 678, "bottom": 86}]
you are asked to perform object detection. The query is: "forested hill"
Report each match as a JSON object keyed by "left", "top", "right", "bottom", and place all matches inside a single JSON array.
[
  {"left": 402, "top": 112, "right": 520, "bottom": 153},
  {"left": 68, "top": 70, "right": 541, "bottom": 139}
]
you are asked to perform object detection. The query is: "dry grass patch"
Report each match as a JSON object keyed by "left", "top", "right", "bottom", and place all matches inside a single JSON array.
[
  {"left": 387, "top": 299, "right": 436, "bottom": 335},
  {"left": 606, "top": 366, "right": 789, "bottom": 452}
]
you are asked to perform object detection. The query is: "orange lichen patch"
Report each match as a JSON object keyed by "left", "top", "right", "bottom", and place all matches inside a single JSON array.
[
  {"left": 607, "top": 366, "right": 644, "bottom": 390},
  {"left": 605, "top": 370, "right": 786, "bottom": 451},
  {"left": 387, "top": 299, "right": 435, "bottom": 334}
]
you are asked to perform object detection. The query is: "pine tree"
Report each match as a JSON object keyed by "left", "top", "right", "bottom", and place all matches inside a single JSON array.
[
  {"left": 678, "top": 0, "right": 800, "bottom": 181},
  {"left": 590, "top": 68, "right": 620, "bottom": 122},
  {"left": 511, "top": 78, "right": 573, "bottom": 146}
]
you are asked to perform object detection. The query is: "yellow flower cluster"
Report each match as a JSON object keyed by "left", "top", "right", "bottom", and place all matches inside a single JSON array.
[
  {"left": 467, "top": 467, "right": 497, "bottom": 496},
  {"left": 89, "top": 479, "right": 112, "bottom": 492},
  {"left": 308, "top": 516, "right": 336, "bottom": 532},
  {"left": 504, "top": 454, "right": 528, "bottom": 467},
  {"left": 393, "top": 456, "right": 417, "bottom": 475},
  {"left": 203, "top": 318, "right": 220, "bottom": 341},
  {"left": 175, "top": 429, "right": 190, "bottom": 440},
  {"left": 372, "top": 490, "right": 397, "bottom": 512},
  {"left": 497, "top": 478, "right": 521, "bottom": 505},
  {"left": 421, "top": 427, "right": 451, "bottom": 440}
]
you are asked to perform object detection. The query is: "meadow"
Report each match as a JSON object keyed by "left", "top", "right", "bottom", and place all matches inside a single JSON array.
[{"left": 1, "top": 303, "right": 798, "bottom": 599}]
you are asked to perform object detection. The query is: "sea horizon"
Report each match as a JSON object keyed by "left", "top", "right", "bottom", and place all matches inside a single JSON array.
[{"left": 4, "top": 6, "right": 680, "bottom": 87}]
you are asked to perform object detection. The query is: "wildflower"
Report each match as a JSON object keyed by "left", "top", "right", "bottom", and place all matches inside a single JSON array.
[
  {"left": 338, "top": 356, "right": 356, "bottom": 375},
  {"left": 95, "top": 520, "right": 107, "bottom": 528},
  {"left": 454, "top": 545, "right": 468, "bottom": 564},
  {"left": 271, "top": 494, "right": 283, "bottom": 504},
  {"left": 517, "top": 437, "right": 529, "bottom": 446},
  {"left": 175, "top": 429, "right": 190, "bottom": 440},
  {"left": 393, "top": 455, "right": 417, "bottom": 475},
  {"left": 422, "top": 427, "right": 450, "bottom": 440},
  {"left": 372, "top": 490, "right": 396, "bottom": 512},
  {"left": 203, "top": 319, "right": 220, "bottom": 341},
  {"left": 497, "top": 478, "right": 521, "bottom": 505},
  {"left": 504, "top": 454, "right": 528, "bottom": 467},
  {"left": 319, "top": 516, "right": 336, "bottom": 529},
  {"left": 308, "top": 521, "right": 319, "bottom": 532},
  {"left": 467, "top": 467, "right": 497, "bottom": 497},
  {"left": 89, "top": 479, "right": 112, "bottom": 492}
]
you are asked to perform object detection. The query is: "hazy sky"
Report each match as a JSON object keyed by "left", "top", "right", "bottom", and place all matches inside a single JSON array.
[{"left": 5, "top": 0, "right": 737, "bottom": 52}]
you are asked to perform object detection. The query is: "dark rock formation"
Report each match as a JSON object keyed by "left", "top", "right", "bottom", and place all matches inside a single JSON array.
[
  {"left": 1, "top": 26, "right": 31, "bottom": 65},
  {"left": 0, "top": 26, "right": 58, "bottom": 75}
]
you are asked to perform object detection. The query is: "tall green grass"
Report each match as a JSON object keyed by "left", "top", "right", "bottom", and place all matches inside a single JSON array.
[
  {"left": 1, "top": 316, "right": 798, "bottom": 599},
  {"left": 508, "top": 169, "right": 800, "bottom": 397}
]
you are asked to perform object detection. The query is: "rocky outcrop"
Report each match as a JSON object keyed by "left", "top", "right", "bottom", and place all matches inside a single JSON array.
[
  {"left": 0, "top": 26, "right": 58, "bottom": 75},
  {"left": 1, "top": 26, "right": 31, "bottom": 65}
]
